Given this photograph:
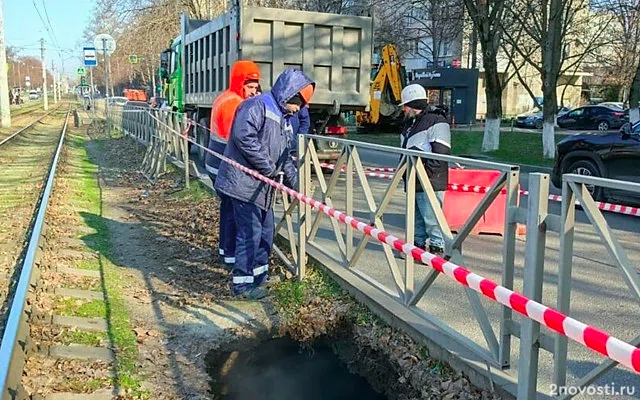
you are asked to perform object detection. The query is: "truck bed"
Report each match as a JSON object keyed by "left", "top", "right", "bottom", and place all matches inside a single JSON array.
[{"left": 182, "top": 4, "right": 372, "bottom": 110}]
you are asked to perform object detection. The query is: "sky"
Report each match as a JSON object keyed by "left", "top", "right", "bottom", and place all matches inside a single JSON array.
[{"left": 4, "top": 0, "right": 95, "bottom": 78}]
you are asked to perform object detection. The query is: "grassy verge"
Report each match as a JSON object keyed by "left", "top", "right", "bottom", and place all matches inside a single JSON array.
[
  {"left": 55, "top": 131, "right": 148, "bottom": 398},
  {"left": 272, "top": 264, "right": 370, "bottom": 341},
  {"left": 350, "top": 130, "right": 564, "bottom": 167},
  {"left": 271, "top": 237, "right": 378, "bottom": 341}
]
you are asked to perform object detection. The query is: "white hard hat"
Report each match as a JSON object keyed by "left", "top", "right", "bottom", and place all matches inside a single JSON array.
[{"left": 400, "top": 84, "right": 427, "bottom": 105}]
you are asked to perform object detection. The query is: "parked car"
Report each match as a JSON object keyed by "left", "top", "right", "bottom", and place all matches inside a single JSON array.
[
  {"left": 28, "top": 90, "right": 39, "bottom": 100},
  {"left": 556, "top": 105, "right": 628, "bottom": 131},
  {"left": 598, "top": 101, "right": 625, "bottom": 110},
  {"left": 107, "top": 96, "right": 128, "bottom": 106},
  {"left": 551, "top": 121, "right": 640, "bottom": 200},
  {"left": 515, "top": 106, "right": 571, "bottom": 129}
]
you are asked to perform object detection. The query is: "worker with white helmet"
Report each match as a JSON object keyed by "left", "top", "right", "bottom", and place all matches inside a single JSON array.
[{"left": 399, "top": 83, "right": 451, "bottom": 257}]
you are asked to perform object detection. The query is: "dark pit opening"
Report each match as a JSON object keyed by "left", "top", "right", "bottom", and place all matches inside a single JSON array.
[{"left": 206, "top": 336, "right": 387, "bottom": 400}]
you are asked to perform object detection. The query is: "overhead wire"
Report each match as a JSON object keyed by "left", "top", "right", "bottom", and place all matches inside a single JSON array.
[
  {"left": 32, "top": 0, "right": 57, "bottom": 47},
  {"left": 41, "top": 0, "right": 61, "bottom": 49}
]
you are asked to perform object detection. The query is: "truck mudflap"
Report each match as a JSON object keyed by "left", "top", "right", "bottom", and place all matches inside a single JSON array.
[{"left": 315, "top": 138, "right": 343, "bottom": 160}]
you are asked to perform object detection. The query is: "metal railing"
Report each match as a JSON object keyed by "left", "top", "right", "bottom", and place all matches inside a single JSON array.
[
  {"left": 551, "top": 174, "right": 640, "bottom": 399},
  {"left": 105, "top": 108, "right": 640, "bottom": 399},
  {"left": 292, "top": 134, "right": 522, "bottom": 370}
]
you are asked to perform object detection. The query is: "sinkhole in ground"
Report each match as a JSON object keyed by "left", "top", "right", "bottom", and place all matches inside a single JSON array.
[{"left": 206, "top": 336, "right": 387, "bottom": 400}]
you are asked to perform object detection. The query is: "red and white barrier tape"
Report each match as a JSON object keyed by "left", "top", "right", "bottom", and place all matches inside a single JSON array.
[
  {"left": 148, "top": 111, "right": 640, "bottom": 374},
  {"left": 318, "top": 160, "right": 640, "bottom": 218},
  {"left": 186, "top": 118, "right": 640, "bottom": 218}
]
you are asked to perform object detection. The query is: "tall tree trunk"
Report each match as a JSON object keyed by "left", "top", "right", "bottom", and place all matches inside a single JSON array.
[
  {"left": 540, "top": 0, "right": 564, "bottom": 158},
  {"left": 471, "top": 26, "right": 478, "bottom": 69},
  {"left": 482, "top": 51, "right": 502, "bottom": 152},
  {"left": 542, "top": 74, "right": 559, "bottom": 158},
  {"left": 629, "top": 63, "right": 640, "bottom": 123}
]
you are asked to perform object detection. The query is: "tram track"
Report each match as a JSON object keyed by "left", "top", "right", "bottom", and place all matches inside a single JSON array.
[{"left": 0, "top": 105, "right": 71, "bottom": 398}]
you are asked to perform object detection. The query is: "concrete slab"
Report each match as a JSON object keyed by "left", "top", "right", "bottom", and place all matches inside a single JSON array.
[
  {"left": 49, "top": 344, "right": 113, "bottom": 362},
  {"left": 45, "top": 389, "right": 122, "bottom": 400},
  {"left": 52, "top": 315, "right": 107, "bottom": 332},
  {"left": 57, "top": 265, "right": 100, "bottom": 278},
  {"left": 58, "top": 249, "right": 97, "bottom": 260},
  {"left": 55, "top": 237, "right": 87, "bottom": 249},
  {"left": 55, "top": 287, "right": 104, "bottom": 301}
]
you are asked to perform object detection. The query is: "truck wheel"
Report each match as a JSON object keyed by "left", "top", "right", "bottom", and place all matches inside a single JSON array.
[
  {"left": 197, "top": 117, "right": 210, "bottom": 167},
  {"left": 566, "top": 159, "right": 604, "bottom": 201}
]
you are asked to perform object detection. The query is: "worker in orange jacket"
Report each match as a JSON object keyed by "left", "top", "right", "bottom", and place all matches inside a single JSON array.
[{"left": 205, "top": 60, "right": 261, "bottom": 267}]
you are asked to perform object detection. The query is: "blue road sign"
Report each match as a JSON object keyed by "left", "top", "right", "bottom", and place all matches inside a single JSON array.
[{"left": 83, "top": 47, "right": 97, "bottom": 67}]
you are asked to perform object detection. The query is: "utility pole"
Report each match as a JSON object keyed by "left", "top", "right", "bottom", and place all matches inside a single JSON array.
[
  {"left": 59, "top": 51, "right": 64, "bottom": 98},
  {"left": 40, "top": 38, "right": 48, "bottom": 111},
  {"left": 103, "top": 38, "right": 111, "bottom": 135},
  {"left": 109, "top": 57, "right": 115, "bottom": 97},
  {"left": 0, "top": 0, "right": 11, "bottom": 127},
  {"left": 51, "top": 60, "right": 57, "bottom": 104},
  {"left": 89, "top": 67, "right": 94, "bottom": 96}
]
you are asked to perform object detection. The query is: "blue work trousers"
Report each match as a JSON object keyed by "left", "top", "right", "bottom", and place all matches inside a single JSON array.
[
  {"left": 215, "top": 190, "right": 236, "bottom": 265},
  {"left": 230, "top": 198, "right": 274, "bottom": 294},
  {"left": 414, "top": 191, "right": 445, "bottom": 249}
]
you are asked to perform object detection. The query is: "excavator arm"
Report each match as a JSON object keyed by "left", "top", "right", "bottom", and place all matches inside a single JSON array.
[{"left": 368, "top": 44, "right": 404, "bottom": 124}]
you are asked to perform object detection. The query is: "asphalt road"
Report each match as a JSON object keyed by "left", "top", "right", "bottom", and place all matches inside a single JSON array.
[
  {"left": 355, "top": 147, "right": 639, "bottom": 234},
  {"left": 274, "top": 144, "right": 640, "bottom": 399}
]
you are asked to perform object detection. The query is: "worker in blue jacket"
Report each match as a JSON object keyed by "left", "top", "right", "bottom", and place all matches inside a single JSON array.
[
  {"left": 288, "top": 106, "right": 310, "bottom": 159},
  {"left": 291, "top": 106, "right": 310, "bottom": 135},
  {"left": 214, "top": 69, "right": 315, "bottom": 299}
]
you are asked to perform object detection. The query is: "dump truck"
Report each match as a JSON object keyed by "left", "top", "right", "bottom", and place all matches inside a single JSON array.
[{"left": 159, "top": 1, "right": 373, "bottom": 163}]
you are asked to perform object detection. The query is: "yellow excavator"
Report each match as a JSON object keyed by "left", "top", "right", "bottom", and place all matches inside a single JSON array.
[{"left": 356, "top": 44, "right": 407, "bottom": 131}]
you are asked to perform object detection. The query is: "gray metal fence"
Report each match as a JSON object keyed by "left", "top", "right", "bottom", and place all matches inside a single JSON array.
[{"left": 105, "top": 108, "right": 640, "bottom": 400}]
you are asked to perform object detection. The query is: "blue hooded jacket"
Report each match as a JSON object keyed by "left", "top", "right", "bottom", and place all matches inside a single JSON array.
[
  {"left": 288, "top": 106, "right": 310, "bottom": 158},
  {"left": 214, "top": 69, "right": 314, "bottom": 210}
]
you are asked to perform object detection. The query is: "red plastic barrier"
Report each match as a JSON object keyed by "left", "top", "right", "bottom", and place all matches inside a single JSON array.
[{"left": 444, "top": 169, "right": 520, "bottom": 236}]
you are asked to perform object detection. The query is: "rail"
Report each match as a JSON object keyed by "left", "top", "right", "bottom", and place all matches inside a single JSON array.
[
  {"left": 0, "top": 107, "right": 58, "bottom": 147},
  {"left": 107, "top": 106, "right": 640, "bottom": 399},
  {"left": 0, "top": 107, "right": 71, "bottom": 399}
]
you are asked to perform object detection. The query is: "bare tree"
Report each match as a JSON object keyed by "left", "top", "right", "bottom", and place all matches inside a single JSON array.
[
  {"left": 402, "top": 0, "right": 465, "bottom": 66},
  {"left": 294, "top": 0, "right": 371, "bottom": 14},
  {"left": 629, "top": 63, "right": 640, "bottom": 122},
  {"left": 369, "top": 2, "right": 413, "bottom": 56},
  {"left": 5, "top": 51, "right": 53, "bottom": 91},
  {"left": 599, "top": 0, "right": 640, "bottom": 121},
  {"left": 463, "top": 0, "right": 508, "bottom": 151},
  {"left": 503, "top": 0, "right": 613, "bottom": 158},
  {"left": 84, "top": 0, "right": 187, "bottom": 94}
]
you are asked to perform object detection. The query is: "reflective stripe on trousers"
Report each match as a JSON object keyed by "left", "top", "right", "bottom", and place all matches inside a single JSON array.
[
  {"left": 232, "top": 265, "right": 269, "bottom": 284},
  {"left": 230, "top": 198, "right": 273, "bottom": 293}
]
